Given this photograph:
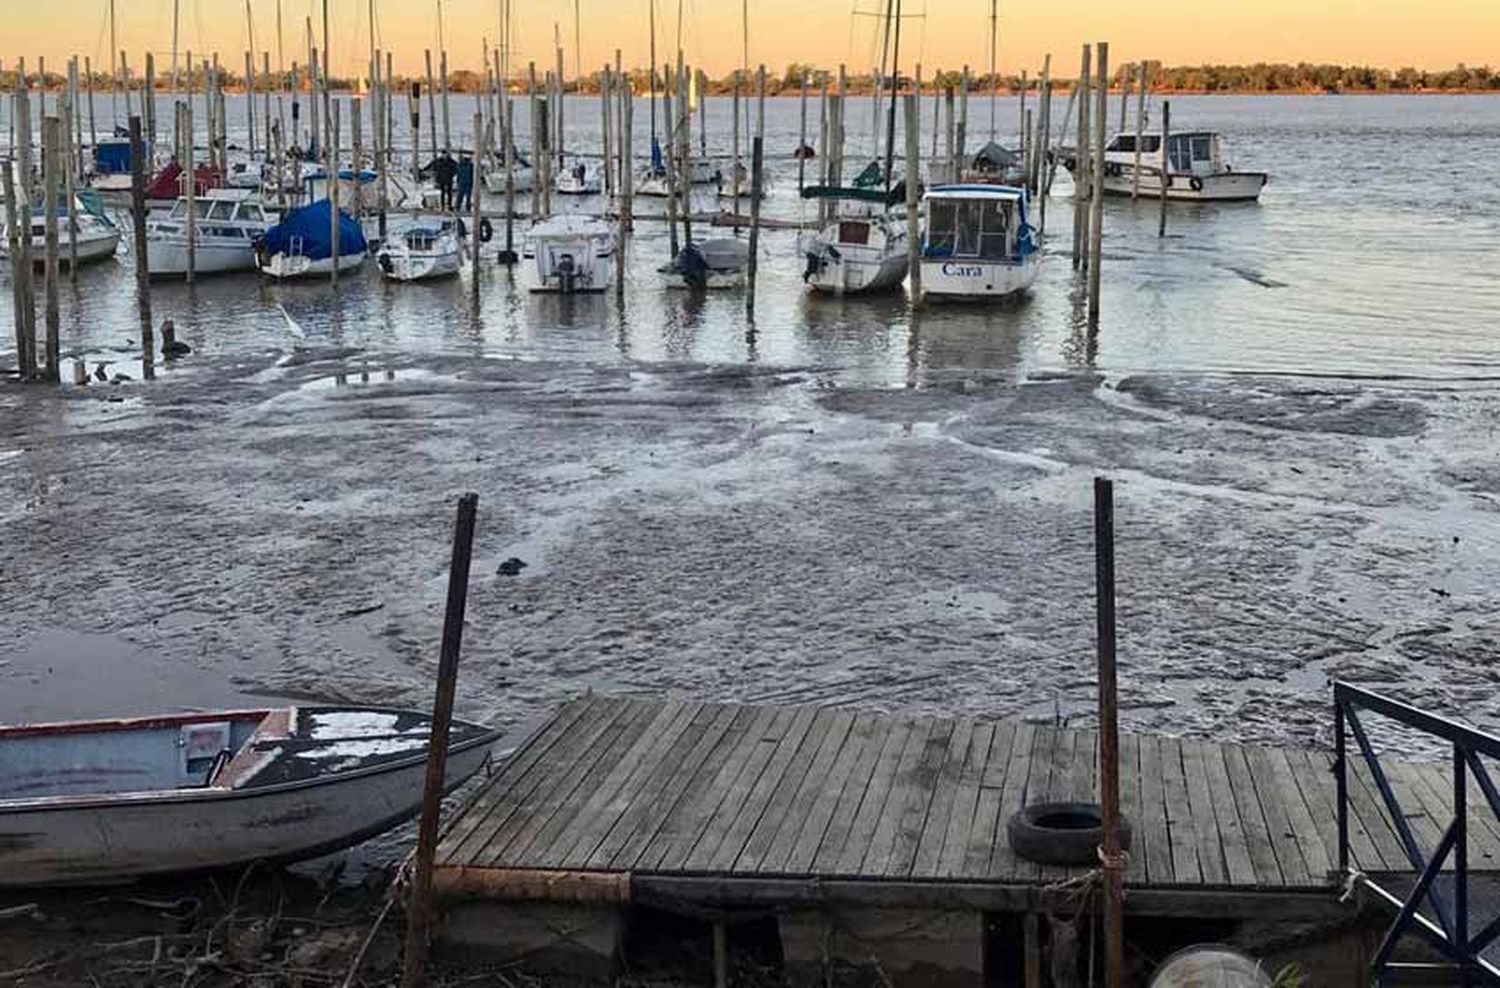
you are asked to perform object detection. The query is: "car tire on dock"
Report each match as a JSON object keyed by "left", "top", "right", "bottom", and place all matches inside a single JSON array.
[{"left": 1007, "top": 802, "right": 1131, "bottom": 866}]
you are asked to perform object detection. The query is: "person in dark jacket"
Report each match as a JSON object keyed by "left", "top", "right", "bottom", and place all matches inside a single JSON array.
[
  {"left": 426, "top": 150, "right": 457, "bottom": 210},
  {"left": 456, "top": 154, "right": 475, "bottom": 212}
]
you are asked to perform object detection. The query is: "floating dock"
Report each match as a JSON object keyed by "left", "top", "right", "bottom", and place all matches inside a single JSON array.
[{"left": 432, "top": 695, "right": 1484, "bottom": 984}]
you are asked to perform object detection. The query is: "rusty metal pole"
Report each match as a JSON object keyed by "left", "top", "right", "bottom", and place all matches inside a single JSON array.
[
  {"left": 400, "top": 492, "right": 480, "bottom": 988},
  {"left": 1094, "top": 476, "right": 1126, "bottom": 988}
]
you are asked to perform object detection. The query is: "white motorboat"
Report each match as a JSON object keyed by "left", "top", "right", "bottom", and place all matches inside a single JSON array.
[
  {"left": 254, "top": 199, "right": 369, "bottom": 279},
  {"left": 798, "top": 172, "right": 908, "bottom": 295},
  {"left": 555, "top": 159, "right": 602, "bottom": 195},
  {"left": 918, "top": 183, "right": 1041, "bottom": 300},
  {"left": 1, "top": 192, "right": 121, "bottom": 268},
  {"left": 527, "top": 214, "right": 616, "bottom": 293},
  {"left": 377, "top": 218, "right": 464, "bottom": 282},
  {"left": 661, "top": 237, "right": 750, "bottom": 290},
  {"left": 1062, "top": 130, "right": 1268, "bottom": 202},
  {"left": 145, "top": 188, "right": 272, "bottom": 277},
  {"left": 0, "top": 705, "right": 498, "bottom": 886}
]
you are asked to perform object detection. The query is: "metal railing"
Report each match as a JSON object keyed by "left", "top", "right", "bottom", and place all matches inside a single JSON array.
[{"left": 1335, "top": 682, "right": 1500, "bottom": 984}]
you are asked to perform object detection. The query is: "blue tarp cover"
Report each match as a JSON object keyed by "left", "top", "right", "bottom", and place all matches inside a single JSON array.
[{"left": 260, "top": 199, "right": 367, "bottom": 260}]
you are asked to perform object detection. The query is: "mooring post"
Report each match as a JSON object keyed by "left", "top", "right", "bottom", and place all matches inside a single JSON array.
[
  {"left": 501, "top": 90, "right": 516, "bottom": 263},
  {"left": 42, "top": 115, "right": 61, "bottom": 384},
  {"left": 84, "top": 55, "right": 97, "bottom": 150},
  {"left": 470, "top": 111, "right": 482, "bottom": 299},
  {"left": 185, "top": 95, "right": 196, "bottom": 283},
  {"left": 526, "top": 63, "right": 539, "bottom": 217},
  {"left": 245, "top": 50, "right": 257, "bottom": 158},
  {"left": 903, "top": 92, "right": 921, "bottom": 302},
  {"left": 1071, "top": 45, "right": 1091, "bottom": 271},
  {"left": 797, "top": 71, "right": 809, "bottom": 195},
  {"left": 745, "top": 65, "right": 765, "bottom": 317},
  {"left": 399, "top": 491, "right": 480, "bottom": 988},
  {"left": 1158, "top": 100, "right": 1170, "bottom": 238},
  {"left": 424, "top": 50, "right": 438, "bottom": 159},
  {"left": 2, "top": 155, "right": 31, "bottom": 379},
  {"left": 352, "top": 96, "right": 364, "bottom": 219},
  {"left": 956, "top": 65, "right": 969, "bottom": 175},
  {"left": 1093, "top": 476, "right": 1126, "bottom": 988},
  {"left": 600, "top": 66, "right": 614, "bottom": 199},
  {"left": 62, "top": 87, "right": 79, "bottom": 280},
  {"left": 816, "top": 75, "right": 828, "bottom": 222},
  {"left": 409, "top": 80, "right": 421, "bottom": 181},
  {"left": 1087, "top": 42, "right": 1108, "bottom": 328},
  {"left": 128, "top": 115, "right": 154, "bottom": 379},
  {"left": 1023, "top": 911, "right": 1042, "bottom": 988},
  {"left": 145, "top": 53, "right": 156, "bottom": 148},
  {"left": 731, "top": 72, "right": 741, "bottom": 208},
  {"left": 662, "top": 64, "right": 678, "bottom": 260},
  {"left": 1131, "top": 61, "right": 1147, "bottom": 200},
  {"left": 1119, "top": 62, "right": 1130, "bottom": 133},
  {"left": 16, "top": 86, "right": 37, "bottom": 359},
  {"left": 329, "top": 97, "right": 340, "bottom": 286},
  {"left": 440, "top": 49, "right": 451, "bottom": 154}
]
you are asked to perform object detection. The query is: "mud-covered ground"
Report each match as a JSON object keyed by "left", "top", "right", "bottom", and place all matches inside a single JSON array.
[{"left": 5, "top": 347, "right": 1499, "bottom": 758}]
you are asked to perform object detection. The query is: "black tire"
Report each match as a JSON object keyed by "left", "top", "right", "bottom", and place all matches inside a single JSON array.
[
  {"left": 1007, "top": 802, "right": 1131, "bottom": 866},
  {"left": 479, "top": 217, "right": 494, "bottom": 243},
  {"left": 1190, "top": 176, "right": 1204, "bottom": 192}
]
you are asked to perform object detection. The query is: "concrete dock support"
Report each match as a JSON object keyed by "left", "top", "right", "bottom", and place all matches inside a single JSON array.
[{"left": 779, "top": 905, "right": 984, "bottom": 987}]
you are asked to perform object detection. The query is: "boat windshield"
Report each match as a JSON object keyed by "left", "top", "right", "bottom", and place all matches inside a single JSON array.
[{"left": 926, "top": 198, "right": 1014, "bottom": 259}]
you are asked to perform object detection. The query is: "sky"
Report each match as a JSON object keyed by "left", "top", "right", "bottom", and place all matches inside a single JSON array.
[{"left": 9, "top": 0, "right": 1496, "bottom": 80}]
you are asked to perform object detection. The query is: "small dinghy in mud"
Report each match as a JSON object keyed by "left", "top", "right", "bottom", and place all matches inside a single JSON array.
[{"left": 0, "top": 706, "right": 498, "bottom": 886}]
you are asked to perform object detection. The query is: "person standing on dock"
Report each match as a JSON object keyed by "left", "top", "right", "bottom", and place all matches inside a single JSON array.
[
  {"left": 425, "top": 149, "right": 457, "bottom": 211},
  {"left": 456, "top": 153, "right": 474, "bottom": 213}
]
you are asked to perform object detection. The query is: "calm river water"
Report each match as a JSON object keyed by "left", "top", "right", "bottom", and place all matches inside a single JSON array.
[{"left": 3, "top": 92, "right": 1499, "bottom": 384}]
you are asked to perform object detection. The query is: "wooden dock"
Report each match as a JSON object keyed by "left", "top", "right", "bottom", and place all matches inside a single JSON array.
[{"left": 432, "top": 695, "right": 1484, "bottom": 983}]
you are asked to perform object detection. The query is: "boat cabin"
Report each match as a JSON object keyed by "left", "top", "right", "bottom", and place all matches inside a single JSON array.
[
  {"left": 154, "top": 192, "right": 270, "bottom": 241},
  {"left": 1106, "top": 131, "right": 1226, "bottom": 176},
  {"left": 922, "top": 184, "right": 1036, "bottom": 263}
]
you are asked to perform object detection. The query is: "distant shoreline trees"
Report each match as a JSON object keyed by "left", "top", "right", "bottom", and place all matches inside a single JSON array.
[{"left": 1, "top": 61, "right": 1494, "bottom": 96}]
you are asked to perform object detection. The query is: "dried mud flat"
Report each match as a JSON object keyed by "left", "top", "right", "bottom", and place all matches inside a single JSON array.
[{"left": 4, "top": 347, "right": 1499, "bottom": 759}]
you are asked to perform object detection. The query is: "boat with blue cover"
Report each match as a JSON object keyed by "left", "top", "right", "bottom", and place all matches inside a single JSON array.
[{"left": 253, "top": 199, "right": 368, "bottom": 280}]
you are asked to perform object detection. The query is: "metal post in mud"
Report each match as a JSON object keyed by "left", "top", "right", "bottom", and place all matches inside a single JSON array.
[
  {"left": 1088, "top": 42, "right": 1108, "bottom": 328},
  {"left": 903, "top": 93, "right": 921, "bottom": 301},
  {"left": 128, "top": 115, "right": 155, "bottom": 380},
  {"left": 1131, "top": 61, "right": 1147, "bottom": 200},
  {"left": 1158, "top": 100, "right": 1170, "bottom": 238},
  {"left": 746, "top": 66, "right": 765, "bottom": 317},
  {"left": 400, "top": 491, "right": 480, "bottom": 988},
  {"left": 471, "top": 111, "right": 482, "bottom": 299},
  {"left": 1093, "top": 476, "right": 1126, "bottom": 988},
  {"left": 41, "top": 115, "right": 61, "bottom": 384}
]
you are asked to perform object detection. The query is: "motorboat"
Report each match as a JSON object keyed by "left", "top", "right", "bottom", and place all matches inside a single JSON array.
[
  {"left": 798, "top": 167, "right": 908, "bottom": 295},
  {"left": 555, "top": 159, "right": 602, "bottom": 195},
  {"left": 254, "top": 199, "right": 368, "bottom": 279},
  {"left": 527, "top": 213, "right": 616, "bottom": 293},
  {"left": 918, "top": 183, "right": 1041, "bottom": 300},
  {"left": 661, "top": 237, "right": 750, "bottom": 290},
  {"left": 964, "top": 141, "right": 1027, "bottom": 186},
  {"left": 481, "top": 148, "right": 537, "bottom": 195},
  {"left": 0, "top": 705, "right": 498, "bottom": 886},
  {"left": 1, "top": 192, "right": 121, "bottom": 268},
  {"left": 1060, "top": 130, "right": 1268, "bottom": 202},
  {"left": 145, "top": 188, "right": 273, "bottom": 277},
  {"left": 377, "top": 218, "right": 464, "bottom": 282}
]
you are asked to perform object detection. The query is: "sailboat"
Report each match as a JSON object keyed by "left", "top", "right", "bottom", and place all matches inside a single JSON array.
[{"left": 798, "top": 0, "right": 909, "bottom": 295}]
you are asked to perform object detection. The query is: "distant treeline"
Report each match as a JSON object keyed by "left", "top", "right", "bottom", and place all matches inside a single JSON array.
[{"left": 2, "top": 61, "right": 1496, "bottom": 96}]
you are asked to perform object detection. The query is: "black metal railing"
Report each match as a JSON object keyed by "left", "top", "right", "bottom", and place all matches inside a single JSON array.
[{"left": 1335, "top": 682, "right": 1500, "bottom": 984}]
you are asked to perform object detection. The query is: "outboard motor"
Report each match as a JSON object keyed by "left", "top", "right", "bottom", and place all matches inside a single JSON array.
[{"left": 558, "top": 252, "right": 577, "bottom": 293}]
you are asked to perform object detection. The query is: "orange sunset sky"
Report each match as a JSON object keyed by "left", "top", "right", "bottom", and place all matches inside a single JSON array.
[{"left": 9, "top": 0, "right": 1496, "bottom": 78}]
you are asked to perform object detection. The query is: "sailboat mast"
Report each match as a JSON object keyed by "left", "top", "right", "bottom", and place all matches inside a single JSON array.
[
  {"left": 109, "top": 0, "right": 119, "bottom": 125},
  {"left": 574, "top": 0, "right": 582, "bottom": 81},
  {"left": 171, "top": 0, "right": 180, "bottom": 91},
  {"left": 648, "top": 0, "right": 658, "bottom": 153},
  {"left": 437, "top": 0, "right": 446, "bottom": 57},
  {"left": 882, "top": 0, "right": 902, "bottom": 195},
  {"left": 988, "top": 0, "right": 997, "bottom": 141},
  {"left": 368, "top": 0, "right": 378, "bottom": 85}
]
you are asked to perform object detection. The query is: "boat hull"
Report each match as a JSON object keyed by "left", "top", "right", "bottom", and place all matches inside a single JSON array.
[
  {"left": 146, "top": 238, "right": 259, "bottom": 276},
  {"left": 802, "top": 239, "right": 909, "bottom": 295},
  {"left": 10, "top": 231, "right": 121, "bottom": 267},
  {"left": 257, "top": 251, "right": 367, "bottom": 279},
  {"left": 0, "top": 741, "right": 490, "bottom": 886},
  {"left": 1099, "top": 168, "right": 1267, "bottom": 201},
  {"left": 919, "top": 254, "right": 1041, "bottom": 299},
  {"left": 378, "top": 249, "right": 463, "bottom": 282}
]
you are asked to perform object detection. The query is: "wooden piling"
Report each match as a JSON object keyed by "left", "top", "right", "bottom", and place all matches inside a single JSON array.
[
  {"left": 2, "top": 155, "right": 31, "bottom": 379},
  {"left": 554, "top": 46, "right": 565, "bottom": 169},
  {"left": 68, "top": 58, "right": 83, "bottom": 177},
  {"left": 957, "top": 65, "right": 969, "bottom": 174},
  {"left": 128, "top": 115, "right": 154, "bottom": 378},
  {"left": 662, "top": 65, "right": 678, "bottom": 260},
  {"left": 618, "top": 50, "right": 632, "bottom": 231},
  {"left": 1071, "top": 45, "right": 1090, "bottom": 271},
  {"left": 352, "top": 96, "right": 364, "bottom": 217},
  {"left": 731, "top": 72, "right": 741, "bottom": 206},
  {"left": 16, "top": 86, "right": 38, "bottom": 357},
  {"left": 745, "top": 66, "right": 765, "bottom": 318},
  {"left": 440, "top": 50, "right": 452, "bottom": 154},
  {"left": 1018, "top": 69, "right": 1027, "bottom": 161},
  {"left": 600, "top": 66, "right": 613, "bottom": 198},
  {"left": 797, "top": 70, "right": 809, "bottom": 194},
  {"left": 408, "top": 80, "right": 421, "bottom": 180},
  {"left": 61, "top": 86, "right": 79, "bottom": 279},
  {"left": 676, "top": 57, "right": 692, "bottom": 248},
  {"left": 84, "top": 56, "right": 97, "bottom": 149},
  {"left": 1037, "top": 76, "right": 1052, "bottom": 233},
  {"left": 424, "top": 50, "right": 438, "bottom": 155},
  {"left": 500, "top": 85, "right": 517, "bottom": 262},
  {"left": 816, "top": 76, "right": 828, "bottom": 222},
  {"left": 1131, "top": 62, "right": 1147, "bottom": 200},
  {"left": 264, "top": 53, "right": 273, "bottom": 156},
  {"left": 399, "top": 492, "right": 480, "bottom": 988},
  {"left": 42, "top": 115, "right": 61, "bottom": 383},
  {"left": 1093, "top": 476, "right": 1126, "bottom": 988},
  {"left": 377, "top": 87, "right": 389, "bottom": 237},
  {"left": 1118, "top": 63, "right": 1129, "bottom": 133},
  {"left": 145, "top": 53, "right": 156, "bottom": 146},
  {"left": 1087, "top": 42, "right": 1107, "bottom": 327},
  {"left": 1158, "top": 100, "right": 1170, "bottom": 238},
  {"left": 245, "top": 51, "right": 257, "bottom": 157},
  {"left": 526, "top": 63, "right": 539, "bottom": 217},
  {"left": 471, "top": 111, "right": 482, "bottom": 300},
  {"left": 903, "top": 92, "right": 921, "bottom": 301},
  {"left": 942, "top": 85, "right": 954, "bottom": 183}
]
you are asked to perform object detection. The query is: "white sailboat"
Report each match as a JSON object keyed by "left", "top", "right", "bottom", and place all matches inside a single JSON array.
[
  {"left": 1, "top": 193, "right": 122, "bottom": 267},
  {"left": 555, "top": 158, "right": 602, "bottom": 195},
  {"left": 376, "top": 217, "right": 464, "bottom": 282},
  {"left": 918, "top": 184, "right": 1041, "bottom": 300},
  {"left": 661, "top": 237, "right": 750, "bottom": 289}
]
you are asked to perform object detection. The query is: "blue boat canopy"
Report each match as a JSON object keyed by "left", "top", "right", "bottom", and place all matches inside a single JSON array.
[{"left": 259, "top": 199, "right": 367, "bottom": 260}]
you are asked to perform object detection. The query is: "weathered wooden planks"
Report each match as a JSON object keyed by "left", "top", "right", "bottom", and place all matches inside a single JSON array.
[{"left": 439, "top": 696, "right": 1416, "bottom": 901}]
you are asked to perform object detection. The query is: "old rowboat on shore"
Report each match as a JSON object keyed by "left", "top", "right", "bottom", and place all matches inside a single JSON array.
[{"left": 0, "top": 706, "right": 499, "bottom": 886}]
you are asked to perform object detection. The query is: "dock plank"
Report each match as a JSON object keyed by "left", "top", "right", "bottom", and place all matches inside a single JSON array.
[
  {"left": 752, "top": 709, "right": 859, "bottom": 875},
  {"left": 681, "top": 706, "right": 801, "bottom": 872},
  {"left": 1119, "top": 733, "right": 1148, "bottom": 885},
  {"left": 1344, "top": 752, "right": 1414, "bottom": 870},
  {"left": 890, "top": 718, "right": 965, "bottom": 878},
  {"left": 1202, "top": 741, "right": 1259, "bottom": 887},
  {"left": 1159, "top": 737, "right": 1203, "bottom": 886},
  {"left": 735, "top": 708, "right": 847, "bottom": 873},
  {"left": 1136, "top": 733, "right": 1175, "bottom": 887},
  {"left": 964, "top": 720, "right": 1020, "bottom": 879},
  {"left": 1180, "top": 739, "right": 1228, "bottom": 886},
  {"left": 779, "top": 711, "right": 882, "bottom": 875},
  {"left": 645, "top": 704, "right": 778, "bottom": 872},
  {"left": 859, "top": 717, "right": 940, "bottom": 876},
  {"left": 830, "top": 716, "right": 924, "bottom": 875},
  {"left": 1405, "top": 760, "right": 1500, "bottom": 868},
  {"left": 705, "top": 705, "right": 822, "bottom": 873},
  {"left": 933, "top": 721, "right": 994, "bottom": 879},
  {"left": 1263, "top": 746, "right": 1334, "bottom": 883},
  {"left": 1244, "top": 745, "right": 1313, "bottom": 887},
  {"left": 1222, "top": 743, "right": 1285, "bottom": 888},
  {"left": 990, "top": 724, "right": 1053, "bottom": 882},
  {"left": 812, "top": 715, "right": 912, "bottom": 874},
  {"left": 1287, "top": 748, "right": 1372, "bottom": 873}
]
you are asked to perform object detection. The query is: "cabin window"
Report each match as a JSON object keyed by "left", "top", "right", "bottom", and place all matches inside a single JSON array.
[
  {"left": 1167, "top": 136, "right": 1194, "bottom": 172},
  {"left": 235, "top": 204, "right": 265, "bottom": 223},
  {"left": 955, "top": 202, "right": 982, "bottom": 256},
  {"left": 1191, "top": 136, "right": 1213, "bottom": 162},
  {"left": 838, "top": 221, "right": 870, "bottom": 246},
  {"left": 1109, "top": 136, "right": 1134, "bottom": 153},
  {"left": 926, "top": 200, "right": 958, "bottom": 254},
  {"left": 169, "top": 201, "right": 188, "bottom": 219},
  {"left": 1139, "top": 135, "right": 1161, "bottom": 153},
  {"left": 978, "top": 200, "right": 1012, "bottom": 259},
  {"left": 208, "top": 200, "right": 235, "bottom": 221}
]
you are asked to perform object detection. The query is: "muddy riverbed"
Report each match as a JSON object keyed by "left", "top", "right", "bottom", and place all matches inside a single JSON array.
[{"left": 4, "top": 347, "right": 1498, "bottom": 758}]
